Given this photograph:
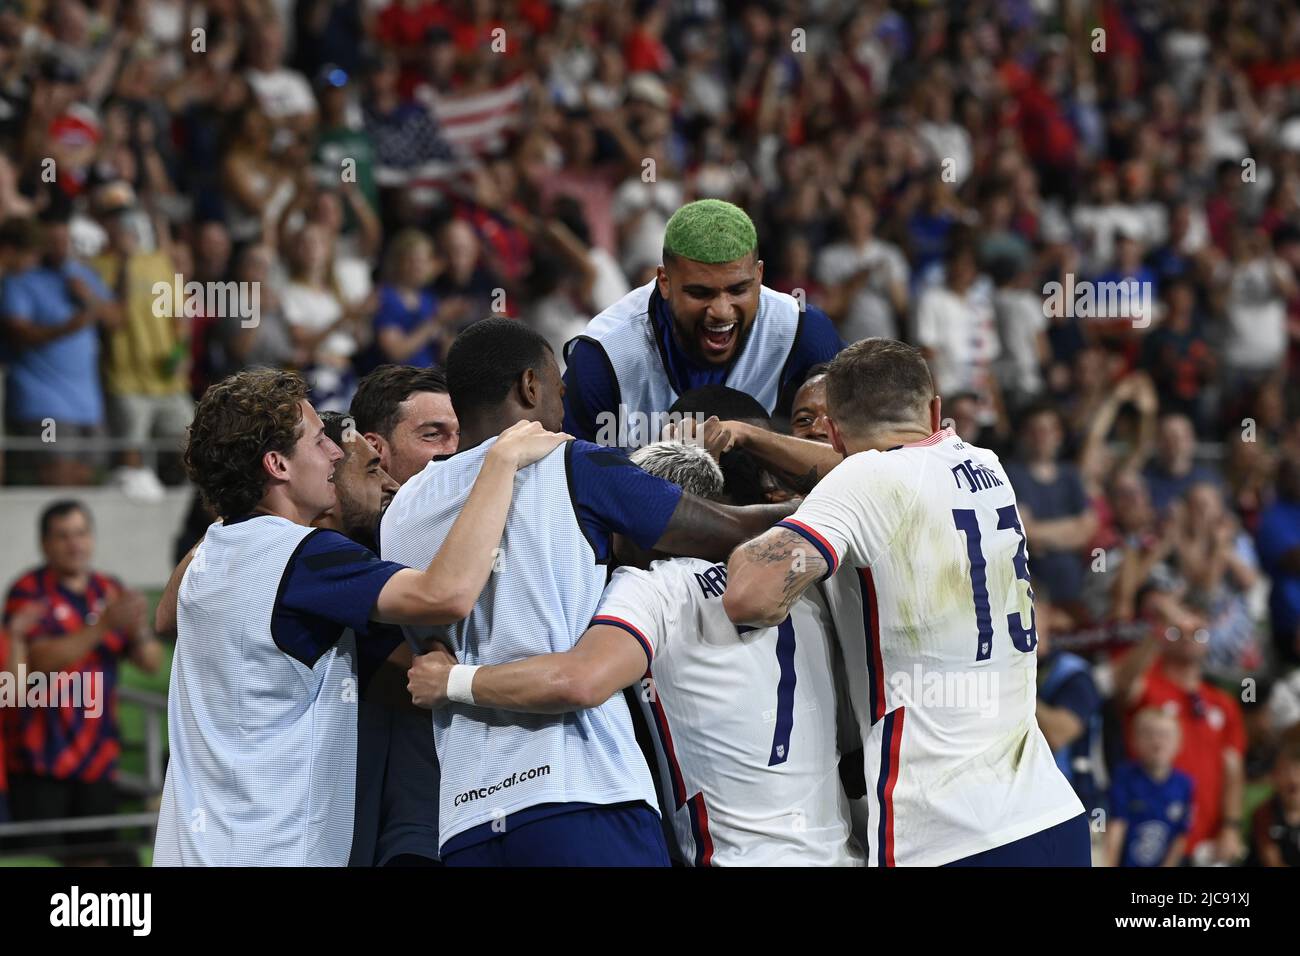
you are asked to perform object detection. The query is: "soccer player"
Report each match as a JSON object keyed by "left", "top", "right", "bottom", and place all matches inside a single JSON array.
[
  {"left": 407, "top": 440, "right": 863, "bottom": 866},
  {"left": 347, "top": 365, "right": 459, "bottom": 867},
  {"left": 562, "top": 199, "right": 842, "bottom": 445},
  {"left": 381, "top": 318, "right": 796, "bottom": 866},
  {"left": 724, "top": 338, "right": 1087, "bottom": 866},
  {"left": 153, "top": 369, "right": 565, "bottom": 866},
  {"left": 350, "top": 364, "right": 459, "bottom": 484}
]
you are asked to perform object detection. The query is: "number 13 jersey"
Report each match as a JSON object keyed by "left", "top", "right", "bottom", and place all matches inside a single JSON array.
[{"left": 778, "top": 427, "right": 1083, "bottom": 866}]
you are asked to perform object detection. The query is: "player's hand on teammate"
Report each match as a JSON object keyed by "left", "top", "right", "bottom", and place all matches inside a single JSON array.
[
  {"left": 407, "top": 642, "right": 457, "bottom": 709},
  {"left": 490, "top": 420, "right": 573, "bottom": 469},
  {"left": 661, "top": 415, "right": 737, "bottom": 460}
]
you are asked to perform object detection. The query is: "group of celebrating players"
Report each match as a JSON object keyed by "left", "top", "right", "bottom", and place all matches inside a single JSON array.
[{"left": 150, "top": 199, "right": 1086, "bottom": 867}]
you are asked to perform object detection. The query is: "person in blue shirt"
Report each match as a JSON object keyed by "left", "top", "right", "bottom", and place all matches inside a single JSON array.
[
  {"left": 1143, "top": 412, "right": 1223, "bottom": 516},
  {"left": 367, "top": 229, "right": 448, "bottom": 374},
  {"left": 1104, "top": 707, "right": 1194, "bottom": 867},
  {"left": 562, "top": 199, "right": 842, "bottom": 444},
  {"left": 1257, "top": 450, "right": 1300, "bottom": 668},
  {"left": 1035, "top": 587, "right": 1104, "bottom": 814},
  {"left": 1, "top": 213, "right": 118, "bottom": 485}
]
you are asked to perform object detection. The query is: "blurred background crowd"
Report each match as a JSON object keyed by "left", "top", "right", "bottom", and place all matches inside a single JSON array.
[{"left": 2, "top": 0, "right": 1300, "bottom": 865}]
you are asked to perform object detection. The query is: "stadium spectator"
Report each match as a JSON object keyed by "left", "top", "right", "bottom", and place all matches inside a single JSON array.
[
  {"left": 1104, "top": 708, "right": 1194, "bottom": 867},
  {"left": 431, "top": 217, "right": 501, "bottom": 322},
  {"left": 1035, "top": 588, "right": 1104, "bottom": 816},
  {"left": 1143, "top": 412, "right": 1222, "bottom": 515},
  {"left": 90, "top": 181, "right": 192, "bottom": 501},
  {"left": 0, "top": 602, "right": 41, "bottom": 827},
  {"left": 370, "top": 228, "right": 448, "bottom": 370},
  {"left": 914, "top": 241, "right": 1003, "bottom": 431},
  {"left": 1257, "top": 450, "right": 1300, "bottom": 668},
  {"left": 221, "top": 243, "right": 298, "bottom": 373},
  {"left": 280, "top": 222, "right": 373, "bottom": 412},
  {"left": 2, "top": 500, "right": 162, "bottom": 863},
  {"left": 1113, "top": 626, "right": 1247, "bottom": 865},
  {"left": 1164, "top": 482, "right": 1264, "bottom": 678},
  {"left": 1247, "top": 726, "right": 1300, "bottom": 867},
  {"left": 815, "top": 195, "right": 909, "bottom": 342},
  {"left": 1005, "top": 404, "right": 1097, "bottom": 613},
  {"left": 2, "top": 212, "right": 116, "bottom": 486}
]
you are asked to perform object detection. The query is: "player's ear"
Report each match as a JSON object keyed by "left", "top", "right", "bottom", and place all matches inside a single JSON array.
[
  {"left": 518, "top": 367, "right": 539, "bottom": 409},
  {"left": 363, "top": 432, "right": 387, "bottom": 468},
  {"left": 656, "top": 263, "right": 670, "bottom": 297},
  {"left": 262, "top": 448, "right": 291, "bottom": 482},
  {"left": 827, "top": 417, "right": 847, "bottom": 457}
]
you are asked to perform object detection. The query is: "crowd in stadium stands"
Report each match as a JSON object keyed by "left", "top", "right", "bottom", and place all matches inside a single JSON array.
[{"left": 2, "top": 0, "right": 1300, "bottom": 864}]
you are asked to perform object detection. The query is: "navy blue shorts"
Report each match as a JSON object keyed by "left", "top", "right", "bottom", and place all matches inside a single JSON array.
[
  {"left": 944, "top": 813, "right": 1091, "bottom": 867},
  {"left": 443, "top": 802, "right": 670, "bottom": 867}
]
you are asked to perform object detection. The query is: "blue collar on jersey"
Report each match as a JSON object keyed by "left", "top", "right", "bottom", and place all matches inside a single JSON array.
[{"left": 648, "top": 283, "right": 743, "bottom": 395}]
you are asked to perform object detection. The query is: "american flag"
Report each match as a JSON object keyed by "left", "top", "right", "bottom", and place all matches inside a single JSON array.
[{"left": 376, "top": 76, "right": 530, "bottom": 202}]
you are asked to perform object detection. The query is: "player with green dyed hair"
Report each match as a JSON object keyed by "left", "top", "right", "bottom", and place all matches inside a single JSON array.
[
  {"left": 662, "top": 198, "right": 759, "bottom": 266},
  {"left": 561, "top": 197, "right": 843, "bottom": 444}
]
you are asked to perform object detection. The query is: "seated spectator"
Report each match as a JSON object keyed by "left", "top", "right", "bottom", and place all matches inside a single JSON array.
[
  {"left": 1247, "top": 725, "right": 1300, "bottom": 867},
  {"left": 2, "top": 501, "right": 163, "bottom": 863},
  {"left": 1, "top": 213, "right": 116, "bottom": 486},
  {"left": 1103, "top": 708, "right": 1194, "bottom": 867},
  {"left": 1113, "top": 623, "right": 1247, "bottom": 866},
  {"left": 1005, "top": 403, "right": 1097, "bottom": 613},
  {"left": 1142, "top": 411, "right": 1222, "bottom": 515},
  {"left": 1257, "top": 451, "right": 1300, "bottom": 669}
]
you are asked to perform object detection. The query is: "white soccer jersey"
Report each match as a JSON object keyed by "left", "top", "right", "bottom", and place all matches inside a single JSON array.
[
  {"left": 595, "top": 558, "right": 863, "bottom": 867},
  {"left": 778, "top": 427, "right": 1083, "bottom": 866}
]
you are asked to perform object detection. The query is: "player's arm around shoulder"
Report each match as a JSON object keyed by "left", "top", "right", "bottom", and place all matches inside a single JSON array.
[
  {"left": 407, "top": 564, "right": 663, "bottom": 713},
  {"left": 376, "top": 422, "right": 571, "bottom": 626},
  {"left": 407, "top": 624, "right": 648, "bottom": 713}
]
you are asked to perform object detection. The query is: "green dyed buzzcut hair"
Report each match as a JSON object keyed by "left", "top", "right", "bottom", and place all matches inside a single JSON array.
[{"left": 662, "top": 199, "right": 758, "bottom": 265}]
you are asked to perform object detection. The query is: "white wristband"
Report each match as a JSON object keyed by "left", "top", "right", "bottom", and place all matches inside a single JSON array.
[{"left": 446, "top": 664, "right": 480, "bottom": 705}]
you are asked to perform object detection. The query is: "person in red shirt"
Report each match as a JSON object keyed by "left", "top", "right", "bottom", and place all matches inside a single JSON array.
[
  {"left": 2, "top": 500, "right": 163, "bottom": 861},
  {"left": 0, "top": 602, "right": 42, "bottom": 826},
  {"left": 1115, "top": 620, "right": 1247, "bottom": 865}
]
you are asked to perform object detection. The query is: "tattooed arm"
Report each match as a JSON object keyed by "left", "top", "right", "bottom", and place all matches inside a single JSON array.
[{"left": 723, "top": 527, "right": 829, "bottom": 628}]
